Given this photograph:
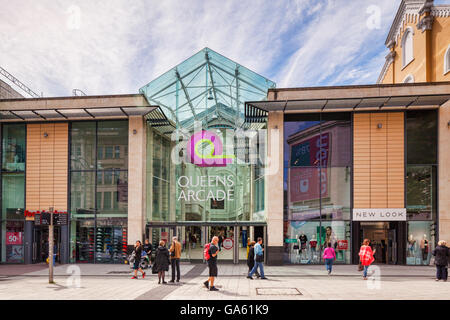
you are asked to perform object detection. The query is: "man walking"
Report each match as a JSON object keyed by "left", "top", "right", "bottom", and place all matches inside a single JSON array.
[
  {"left": 204, "top": 236, "right": 219, "bottom": 291},
  {"left": 169, "top": 236, "right": 182, "bottom": 283},
  {"left": 247, "top": 237, "right": 268, "bottom": 280}
]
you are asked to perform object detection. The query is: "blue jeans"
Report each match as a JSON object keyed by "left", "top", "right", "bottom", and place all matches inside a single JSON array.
[
  {"left": 324, "top": 259, "right": 334, "bottom": 272},
  {"left": 363, "top": 265, "right": 369, "bottom": 278},
  {"left": 249, "top": 261, "right": 265, "bottom": 278}
]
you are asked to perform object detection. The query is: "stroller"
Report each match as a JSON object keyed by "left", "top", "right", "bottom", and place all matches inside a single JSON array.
[{"left": 129, "top": 251, "right": 151, "bottom": 270}]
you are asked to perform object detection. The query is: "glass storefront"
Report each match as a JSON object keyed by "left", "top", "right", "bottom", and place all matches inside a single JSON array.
[
  {"left": 140, "top": 48, "right": 275, "bottom": 263},
  {"left": 405, "top": 110, "right": 438, "bottom": 265},
  {"left": 69, "top": 121, "right": 128, "bottom": 263},
  {"left": 1, "top": 124, "right": 26, "bottom": 263},
  {"left": 284, "top": 113, "right": 352, "bottom": 264}
]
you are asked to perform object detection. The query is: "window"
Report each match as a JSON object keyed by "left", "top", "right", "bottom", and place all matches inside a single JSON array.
[
  {"left": 401, "top": 27, "right": 414, "bottom": 68},
  {"left": 70, "top": 121, "right": 128, "bottom": 264},
  {"left": 444, "top": 45, "right": 450, "bottom": 75}
]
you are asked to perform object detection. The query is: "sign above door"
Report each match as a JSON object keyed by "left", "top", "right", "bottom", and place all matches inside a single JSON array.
[{"left": 353, "top": 208, "right": 406, "bottom": 221}]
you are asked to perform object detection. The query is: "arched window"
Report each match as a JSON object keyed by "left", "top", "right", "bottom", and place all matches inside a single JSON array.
[
  {"left": 444, "top": 45, "right": 450, "bottom": 75},
  {"left": 401, "top": 27, "right": 414, "bottom": 68},
  {"left": 403, "top": 74, "right": 414, "bottom": 83}
]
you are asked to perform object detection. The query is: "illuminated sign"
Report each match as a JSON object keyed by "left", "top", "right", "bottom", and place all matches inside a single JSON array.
[{"left": 187, "top": 130, "right": 235, "bottom": 167}]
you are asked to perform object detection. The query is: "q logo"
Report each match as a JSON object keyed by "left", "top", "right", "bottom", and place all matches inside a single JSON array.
[{"left": 187, "top": 130, "right": 235, "bottom": 167}]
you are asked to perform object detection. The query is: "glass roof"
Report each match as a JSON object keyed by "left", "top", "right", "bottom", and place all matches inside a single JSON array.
[{"left": 139, "top": 47, "right": 275, "bottom": 127}]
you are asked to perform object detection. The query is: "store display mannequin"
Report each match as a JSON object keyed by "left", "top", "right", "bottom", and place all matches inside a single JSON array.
[
  {"left": 407, "top": 234, "right": 416, "bottom": 257},
  {"left": 420, "top": 234, "right": 429, "bottom": 262},
  {"left": 297, "top": 233, "right": 308, "bottom": 261}
]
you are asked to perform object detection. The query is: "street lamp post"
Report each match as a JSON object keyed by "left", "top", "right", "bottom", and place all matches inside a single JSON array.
[{"left": 48, "top": 207, "right": 54, "bottom": 284}]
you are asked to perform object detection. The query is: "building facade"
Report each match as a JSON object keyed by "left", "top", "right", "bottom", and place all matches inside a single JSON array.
[
  {"left": 378, "top": 0, "right": 450, "bottom": 84},
  {"left": 1, "top": 1, "right": 449, "bottom": 266}
]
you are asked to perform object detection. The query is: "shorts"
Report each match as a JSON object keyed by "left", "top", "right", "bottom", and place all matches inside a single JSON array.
[
  {"left": 208, "top": 260, "right": 218, "bottom": 277},
  {"left": 133, "top": 260, "right": 140, "bottom": 270}
]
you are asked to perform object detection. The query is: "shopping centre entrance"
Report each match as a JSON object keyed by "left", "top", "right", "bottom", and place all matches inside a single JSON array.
[{"left": 147, "top": 223, "right": 266, "bottom": 264}]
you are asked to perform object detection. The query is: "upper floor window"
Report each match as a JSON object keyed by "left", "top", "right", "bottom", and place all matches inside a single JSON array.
[
  {"left": 401, "top": 27, "right": 414, "bottom": 68},
  {"left": 444, "top": 44, "right": 450, "bottom": 75}
]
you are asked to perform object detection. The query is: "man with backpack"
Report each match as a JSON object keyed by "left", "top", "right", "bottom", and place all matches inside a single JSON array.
[{"left": 203, "top": 236, "right": 219, "bottom": 291}]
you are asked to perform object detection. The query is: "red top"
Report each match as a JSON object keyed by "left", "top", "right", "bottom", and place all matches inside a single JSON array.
[{"left": 359, "top": 245, "right": 375, "bottom": 266}]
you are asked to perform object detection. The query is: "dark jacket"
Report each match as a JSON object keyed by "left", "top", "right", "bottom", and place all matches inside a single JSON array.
[
  {"left": 134, "top": 245, "right": 142, "bottom": 260},
  {"left": 143, "top": 243, "right": 153, "bottom": 254},
  {"left": 247, "top": 246, "right": 255, "bottom": 267},
  {"left": 432, "top": 245, "right": 449, "bottom": 266},
  {"left": 153, "top": 246, "right": 170, "bottom": 272}
]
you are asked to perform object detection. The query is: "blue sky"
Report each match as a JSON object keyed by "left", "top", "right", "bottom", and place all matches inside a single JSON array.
[{"left": 0, "top": 0, "right": 411, "bottom": 97}]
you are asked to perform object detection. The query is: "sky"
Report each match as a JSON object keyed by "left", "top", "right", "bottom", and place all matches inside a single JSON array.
[{"left": 0, "top": 0, "right": 413, "bottom": 97}]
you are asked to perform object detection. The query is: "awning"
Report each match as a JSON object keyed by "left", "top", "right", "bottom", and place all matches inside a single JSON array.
[
  {"left": 246, "top": 94, "right": 450, "bottom": 113},
  {"left": 0, "top": 106, "right": 156, "bottom": 122}
]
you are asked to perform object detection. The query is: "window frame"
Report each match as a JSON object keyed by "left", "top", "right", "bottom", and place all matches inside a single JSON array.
[{"left": 401, "top": 27, "right": 415, "bottom": 69}]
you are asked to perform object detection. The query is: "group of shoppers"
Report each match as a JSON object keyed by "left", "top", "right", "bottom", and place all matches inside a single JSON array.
[
  {"left": 130, "top": 236, "right": 182, "bottom": 284},
  {"left": 322, "top": 238, "right": 449, "bottom": 282}
]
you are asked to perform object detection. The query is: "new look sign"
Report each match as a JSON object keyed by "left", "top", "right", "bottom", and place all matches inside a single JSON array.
[{"left": 353, "top": 208, "right": 407, "bottom": 221}]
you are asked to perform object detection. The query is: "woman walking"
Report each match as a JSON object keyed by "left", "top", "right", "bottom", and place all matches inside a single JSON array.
[
  {"left": 323, "top": 242, "right": 336, "bottom": 275},
  {"left": 131, "top": 240, "right": 146, "bottom": 279},
  {"left": 153, "top": 240, "right": 170, "bottom": 284},
  {"left": 358, "top": 239, "right": 375, "bottom": 280},
  {"left": 246, "top": 241, "right": 260, "bottom": 278},
  {"left": 432, "top": 240, "right": 449, "bottom": 282}
]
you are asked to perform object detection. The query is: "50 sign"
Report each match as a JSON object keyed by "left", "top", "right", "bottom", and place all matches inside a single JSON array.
[{"left": 6, "top": 232, "right": 22, "bottom": 245}]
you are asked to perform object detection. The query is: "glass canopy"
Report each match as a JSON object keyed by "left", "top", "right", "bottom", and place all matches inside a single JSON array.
[{"left": 139, "top": 47, "right": 275, "bottom": 127}]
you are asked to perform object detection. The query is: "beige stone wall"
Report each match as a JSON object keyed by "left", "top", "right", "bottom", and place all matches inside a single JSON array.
[
  {"left": 127, "top": 116, "right": 147, "bottom": 245},
  {"left": 439, "top": 100, "right": 450, "bottom": 243},
  {"left": 266, "top": 111, "right": 284, "bottom": 247}
]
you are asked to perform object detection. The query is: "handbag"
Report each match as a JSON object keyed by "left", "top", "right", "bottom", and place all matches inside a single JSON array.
[
  {"left": 358, "top": 261, "right": 363, "bottom": 271},
  {"left": 293, "top": 245, "right": 299, "bottom": 250}
]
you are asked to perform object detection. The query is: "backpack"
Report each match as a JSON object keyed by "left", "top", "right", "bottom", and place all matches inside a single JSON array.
[{"left": 204, "top": 243, "right": 211, "bottom": 261}]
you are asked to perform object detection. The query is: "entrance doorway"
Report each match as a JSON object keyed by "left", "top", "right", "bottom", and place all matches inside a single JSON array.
[
  {"left": 146, "top": 224, "right": 266, "bottom": 264},
  {"left": 359, "top": 222, "right": 397, "bottom": 264},
  {"left": 33, "top": 226, "right": 61, "bottom": 264}
]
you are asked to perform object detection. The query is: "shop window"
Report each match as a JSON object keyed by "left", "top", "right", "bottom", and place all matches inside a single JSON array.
[
  {"left": 284, "top": 221, "right": 350, "bottom": 264},
  {"left": 284, "top": 113, "right": 351, "bottom": 264},
  {"left": 406, "top": 166, "right": 436, "bottom": 220},
  {"left": 2, "top": 124, "right": 25, "bottom": 173},
  {"left": 70, "top": 121, "right": 128, "bottom": 264},
  {"left": 406, "top": 221, "right": 435, "bottom": 265},
  {"left": 401, "top": 27, "right": 414, "bottom": 68},
  {"left": 407, "top": 110, "right": 437, "bottom": 165},
  {"left": 1, "top": 173, "right": 25, "bottom": 263}
]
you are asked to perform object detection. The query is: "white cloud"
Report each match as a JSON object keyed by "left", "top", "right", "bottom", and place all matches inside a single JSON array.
[{"left": 0, "top": 0, "right": 400, "bottom": 97}]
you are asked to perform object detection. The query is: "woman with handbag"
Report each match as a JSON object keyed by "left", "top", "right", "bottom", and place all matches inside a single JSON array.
[
  {"left": 358, "top": 239, "right": 375, "bottom": 280},
  {"left": 131, "top": 240, "right": 146, "bottom": 280},
  {"left": 153, "top": 240, "right": 170, "bottom": 284}
]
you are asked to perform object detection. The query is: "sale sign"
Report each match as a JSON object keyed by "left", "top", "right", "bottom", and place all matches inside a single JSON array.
[
  {"left": 337, "top": 240, "right": 348, "bottom": 250},
  {"left": 222, "top": 238, "right": 233, "bottom": 250},
  {"left": 6, "top": 232, "right": 22, "bottom": 245}
]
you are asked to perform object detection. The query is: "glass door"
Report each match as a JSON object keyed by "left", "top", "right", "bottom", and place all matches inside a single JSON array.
[{"left": 148, "top": 226, "right": 176, "bottom": 261}]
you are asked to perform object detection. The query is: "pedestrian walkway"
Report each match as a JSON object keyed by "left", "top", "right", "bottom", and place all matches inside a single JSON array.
[{"left": 0, "top": 263, "right": 448, "bottom": 300}]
